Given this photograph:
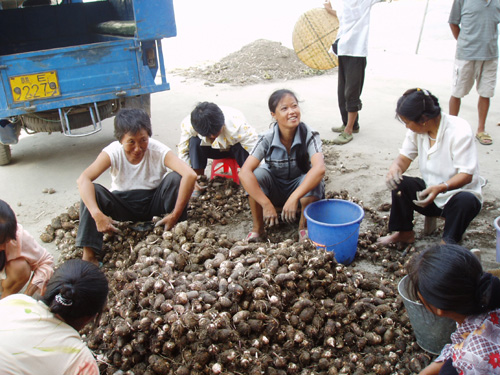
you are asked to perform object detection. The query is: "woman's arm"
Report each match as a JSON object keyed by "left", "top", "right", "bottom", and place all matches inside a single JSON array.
[
  {"left": 418, "top": 361, "right": 444, "bottom": 375},
  {"left": 414, "top": 172, "right": 473, "bottom": 208},
  {"left": 239, "top": 155, "right": 278, "bottom": 225},
  {"left": 324, "top": 0, "right": 337, "bottom": 17},
  {"left": 155, "top": 151, "right": 197, "bottom": 230},
  {"left": 282, "top": 152, "right": 326, "bottom": 222},
  {"left": 76, "top": 152, "right": 117, "bottom": 234},
  {"left": 386, "top": 154, "right": 412, "bottom": 190}
]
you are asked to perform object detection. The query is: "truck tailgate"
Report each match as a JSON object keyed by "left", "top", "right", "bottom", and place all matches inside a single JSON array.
[{"left": 0, "top": 39, "right": 140, "bottom": 114}]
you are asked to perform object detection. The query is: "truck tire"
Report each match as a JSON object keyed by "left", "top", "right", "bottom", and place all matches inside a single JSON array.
[
  {"left": 0, "top": 144, "right": 11, "bottom": 166},
  {"left": 21, "top": 102, "right": 114, "bottom": 133}
]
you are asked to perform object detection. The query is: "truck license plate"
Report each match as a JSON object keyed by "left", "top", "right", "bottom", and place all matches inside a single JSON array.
[{"left": 9, "top": 71, "right": 61, "bottom": 103}]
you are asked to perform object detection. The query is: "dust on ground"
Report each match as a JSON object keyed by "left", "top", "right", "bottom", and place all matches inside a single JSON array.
[{"left": 170, "top": 39, "right": 333, "bottom": 86}]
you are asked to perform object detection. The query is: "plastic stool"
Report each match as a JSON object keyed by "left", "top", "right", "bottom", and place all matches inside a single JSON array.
[{"left": 210, "top": 158, "right": 240, "bottom": 184}]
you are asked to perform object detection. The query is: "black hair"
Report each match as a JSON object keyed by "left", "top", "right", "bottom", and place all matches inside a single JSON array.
[
  {"left": 396, "top": 88, "right": 441, "bottom": 124},
  {"left": 268, "top": 89, "right": 311, "bottom": 174},
  {"left": 114, "top": 108, "right": 152, "bottom": 142},
  {"left": 42, "top": 259, "right": 109, "bottom": 327},
  {"left": 190, "top": 102, "right": 225, "bottom": 137},
  {"left": 0, "top": 199, "right": 17, "bottom": 271},
  {"left": 407, "top": 244, "right": 500, "bottom": 316}
]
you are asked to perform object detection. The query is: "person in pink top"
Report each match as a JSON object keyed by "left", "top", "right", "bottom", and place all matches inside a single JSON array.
[{"left": 0, "top": 199, "right": 54, "bottom": 298}]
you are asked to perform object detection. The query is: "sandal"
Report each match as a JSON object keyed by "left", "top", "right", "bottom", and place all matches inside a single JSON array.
[
  {"left": 332, "top": 131, "right": 353, "bottom": 145},
  {"left": 299, "top": 229, "right": 308, "bottom": 242},
  {"left": 476, "top": 132, "right": 493, "bottom": 145},
  {"left": 246, "top": 231, "right": 265, "bottom": 243}
]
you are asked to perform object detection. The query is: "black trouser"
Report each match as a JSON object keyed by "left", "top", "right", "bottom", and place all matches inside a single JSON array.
[
  {"left": 389, "top": 176, "right": 481, "bottom": 244},
  {"left": 337, "top": 55, "right": 366, "bottom": 129},
  {"left": 76, "top": 172, "right": 185, "bottom": 255},
  {"left": 188, "top": 136, "right": 249, "bottom": 170}
]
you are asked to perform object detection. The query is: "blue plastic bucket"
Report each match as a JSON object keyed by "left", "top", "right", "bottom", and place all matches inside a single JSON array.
[
  {"left": 304, "top": 199, "right": 364, "bottom": 265},
  {"left": 495, "top": 216, "right": 500, "bottom": 262}
]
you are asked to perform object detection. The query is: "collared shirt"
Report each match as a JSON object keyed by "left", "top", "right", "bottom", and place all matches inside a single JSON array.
[
  {"left": 336, "top": 0, "right": 382, "bottom": 57},
  {"left": 103, "top": 138, "right": 170, "bottom": 192},
  {"left": 399, "top": 112, "right": 482, "bottom": 208},
  {"left": 251, "top": 122, "right": 322, "bottom": 181},
  {"left": 1, "top": 224, "right": 54, "bottom": 293},
  {"left": 178, "top": 106, "right": 258, "bottom": 166},
  {"left": 0, "top": 294, "right": 99, "bottom": 375},
  {"left": 449, "top": 0, "right": 500, "bottom": 61},
  {"left": 436, "top": 308, "right": 500, "bottom": 374}
]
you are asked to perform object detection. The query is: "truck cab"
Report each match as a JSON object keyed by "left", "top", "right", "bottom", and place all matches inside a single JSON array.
[{"left": 0, "top": 0, "right": 176, "bottom": 165}]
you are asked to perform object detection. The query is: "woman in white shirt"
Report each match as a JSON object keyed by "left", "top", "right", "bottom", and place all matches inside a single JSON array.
[
  {"left": 0, "top": 259, "right": 108, "bottom": 375},
  {"left": 76, "top": 108, "right": 196, "bottom": 265},
  {"left": 378, "top": 88, "right": 482, "bottom": 245}
]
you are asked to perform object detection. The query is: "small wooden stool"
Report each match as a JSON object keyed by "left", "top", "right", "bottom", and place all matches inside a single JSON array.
[{"left": 210, "top": 158, "right": 240, "bottom": 184}]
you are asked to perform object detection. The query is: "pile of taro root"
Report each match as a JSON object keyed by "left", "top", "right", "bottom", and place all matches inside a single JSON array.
[{"left": 42, "top": 177, "right": 434, "bottom": 375}]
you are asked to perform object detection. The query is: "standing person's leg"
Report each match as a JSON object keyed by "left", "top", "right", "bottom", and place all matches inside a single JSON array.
[
  {"left": 337, "top": 56, "right": 348, "bottom": 128},
  {"left": 475, "top": 59, "right": 497, "bottom": 145},
  {"left": 333, "top": 56, "right": 365, "bottom": 145},
  {"left": 148, "top": 171, "right": 188, "bottom": 222},
  {"left": 440, "top": 192, "right": 481, "bottom": 244},
  {"left": 477, "top": 96, "right": 490, "bottom": 135},
  {"left": 449, "top": 59, "right": 474, "bottom": 116},
  {"left": 343, "top": 56, "right": 365, "bottom": 135}
]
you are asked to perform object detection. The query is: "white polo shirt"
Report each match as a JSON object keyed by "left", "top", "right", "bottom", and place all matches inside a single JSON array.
[
  {"left": 336, "top": 0, "right": 382, "bottom": 57},
  {"left": 399, "top": 112, "right": 482, "bottom": 208}
]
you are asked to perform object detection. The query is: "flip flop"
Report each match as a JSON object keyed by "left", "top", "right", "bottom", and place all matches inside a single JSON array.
[
  {"left": 298, "top": 229, "right": 308, "bottom": 242},
  {"left": 476, "top": 132, "right": 493, "bottom": 145},
  {"left": 246, "top": 231, "right": 265, "bottom": 243}
]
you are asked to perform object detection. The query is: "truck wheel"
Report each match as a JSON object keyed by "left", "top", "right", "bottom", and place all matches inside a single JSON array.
[
  {"left": 21, "top": 102, "right": 114, "bottom": 133},
  {"left": 0, "top": 144, "right": 12, "bottom": 165}
]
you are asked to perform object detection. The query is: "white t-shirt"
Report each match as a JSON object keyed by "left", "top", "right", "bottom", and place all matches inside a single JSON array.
[
  {"left": 399, "top": 112, "right": 482, "bottom": 208},
  {"left": 336, "top": 0, "right": 382, "bottom": 57},
  {"left": 0, "top": 294, "right": 99, "bottom": 375},
  {"left": 103, "top": 138, "right": 170, "bottom": 191}
]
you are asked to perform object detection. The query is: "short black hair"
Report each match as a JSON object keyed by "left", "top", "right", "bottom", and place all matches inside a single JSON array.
[
  {"left": 190, "top": 102, "right": 225, "bottom": 137},
  {"left": 408, "top": 244, "right": 500, "bottom": 315},
  {"left": 114, "top": 108, "right": 152, "bottom": 142}
]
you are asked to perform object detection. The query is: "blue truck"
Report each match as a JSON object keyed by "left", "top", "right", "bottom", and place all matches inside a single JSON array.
[{"left": 0, "top": 0, "right": 176, "bottom": 165}]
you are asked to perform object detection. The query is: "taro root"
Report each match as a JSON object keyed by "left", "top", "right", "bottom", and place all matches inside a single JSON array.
[{"left": 48, "top": 186, "right": 429, "bottom": 374}]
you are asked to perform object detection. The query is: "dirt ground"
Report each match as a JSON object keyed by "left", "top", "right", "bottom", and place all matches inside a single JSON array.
[{"left": 171, "top": 39, "right": 500, "bottom": 271}]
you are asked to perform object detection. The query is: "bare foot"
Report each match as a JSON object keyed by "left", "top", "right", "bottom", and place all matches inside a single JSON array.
[{"left": 377, "top": 231, "right": 415, "bottom": 245}]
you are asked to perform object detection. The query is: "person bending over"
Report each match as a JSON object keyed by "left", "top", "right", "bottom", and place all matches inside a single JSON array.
[
  {"left": 378, "top": 88, "right": 482, "bottom": 246},
  {"left": 0, "top": 259, "right": 109, "bottom": 374},
  {"left": 407, "top": 244, "right": 500, "bottom": 375},
  {"left": 178, "top": 102, "right": 258, "bottom": 197}
]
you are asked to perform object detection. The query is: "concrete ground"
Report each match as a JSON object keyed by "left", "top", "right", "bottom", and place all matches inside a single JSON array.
[{"left": 0, "top": 0, "right": 499, "bottom": 265}]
